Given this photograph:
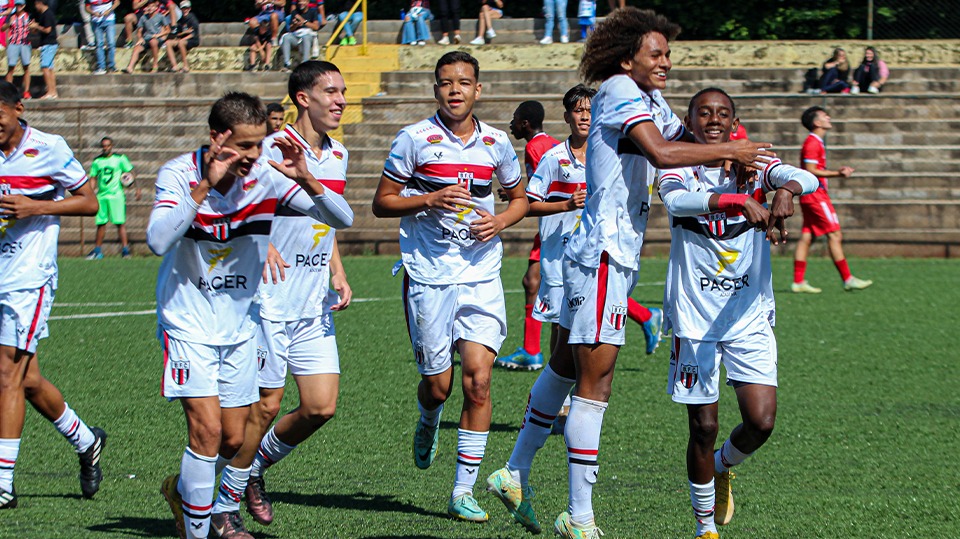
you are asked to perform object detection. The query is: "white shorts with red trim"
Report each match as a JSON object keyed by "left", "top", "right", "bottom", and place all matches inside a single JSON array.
[
  {"left": 0, "top": 282, "right": 54, "bottom": 354},
  {"left": 257, "top": 314, "right": 339, "bottom": 390},
  {"left": 560, "top": 252, "right": 638, "bottom": 346},
  {"left": 667, "top": 315, "right": 778, "bottom": 405},
  {"left": 532, "top": 282, "right": 563, "bottom": 324},
  {"left": 403, "top": 275, "right": 507, "bottom": 376},
  {"left": 160, "top": 332, "right": 260, "bottom": 408}
]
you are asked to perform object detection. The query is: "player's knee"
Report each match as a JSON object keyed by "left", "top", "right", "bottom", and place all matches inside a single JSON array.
[
  {"left": 189, "top": 422, "right": 223, "bottom": 452},
  {"left": 691, "top": 417, "right": 720, "bottom": 444},
  {"left": 300, "top": 403, "right": 336, "bottom": 426},
  {"left": 255, "top": 399, "right": 281, "bottom": 424},
  {"left": 522, "top": 272, "right": 540, "bottom": 294},
  {"left": 747, "top": 414, "right": 776, "bottom": 441},
  {"left": 463, "top": 376, "right": 491, "bottom": 408},
  {"left": 220, "top": 432, "right": 245, "bottom": 456}
]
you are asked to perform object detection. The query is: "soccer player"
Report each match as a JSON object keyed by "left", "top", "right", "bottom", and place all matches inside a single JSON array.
[
  {"left": 215, "top": 61, "right": 353, "bottom": 534},
  {"left": 659, "top": 88, "right": 819, "bottom": 539},
  {"left": 266, "top": 102, "right": 285, "bottom": 134},
  {"left": 149, "top": 92, "right": 353, "bottom": 539},
  {"left": 791, "top": 106, "right": 872, "bottom": 293},
  {"left": 372, "top": 51, "right": 527, "bottom": 522},
  {"left": 86, "top": 136, "right": 135, "bottom": 259},
  {"left": 0, "top": 80, "right": 106, "bottom": 508},
  {"left": 497, "top": 100, "right": 558, "bottom": 371},
  {"left": 554, "top": 9, "right": 773, "bottom": 538}
]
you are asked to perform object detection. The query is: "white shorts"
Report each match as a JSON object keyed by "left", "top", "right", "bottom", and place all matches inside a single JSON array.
[
  {"left": 560, "top": 252, "right": 638, "bottom": 346},
  {"left": 533, "top": 282, "right": 563, "bottom": 324},
  {"left": 257, "top": 314, "right": 339, "bottom": 389},
  {"left": 667, "top": 317, "right": 778, "bottom": 405},
  {"left": 160, "top": 331, "right": 260, "bottom": 408},
  {"left": 0, "top": 283, "right": 54, "bottom": 354},
  {"left": 403, "top": 275, "right": 507, "bottom": 376}
]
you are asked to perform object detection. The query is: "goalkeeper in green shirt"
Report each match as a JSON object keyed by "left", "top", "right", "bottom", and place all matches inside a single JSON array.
[{"left": 86, "top": 137, "right": 135, "bottom": 259}]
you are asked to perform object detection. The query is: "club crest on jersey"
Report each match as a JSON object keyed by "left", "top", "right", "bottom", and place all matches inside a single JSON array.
[
  {"left": 0, "top": 183, "right": 10, "bottom": 196},
  {"left": 680, "top": 364, "right": 698, "bottom": 389},
  {"left": 414, "top": 341, "right": 425, "bottom": 365},
  {"left": 706, "top": 212, "right": 726, "bottom": 236},
  {"left": 257, "top": 347, "right": 267, "bottom": 371},
  {"left": 242, "top": 178, "right": 258, "bottom": 191},
  {"left": 608, "top": 304, "right": 628, "bottom": 330},
  {"left": 537, "top": 298, "right": 550, "bottom": 314},
  {"left": 212, "top": 217, "right": 231, "bottom": 241},
  {"left": 427, "top": 134, "right": 443, "bottom": 144},
  {"left": 23, "top": 148, "right": 38, "bottom": 158},
  {"left": 332, "top": 150, "right": 344, "bottom": 160},
  {"left": 457, "top": 170, "right": 474, "bottom": 191},
  {"left": 482, "top": 136, "right": 496, "bottom": 146},
  {"left": 171, "top": 360, "right": 190, "bottom": 385}
]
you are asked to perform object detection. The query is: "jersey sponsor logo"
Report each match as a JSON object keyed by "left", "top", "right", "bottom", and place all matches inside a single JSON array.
[
  {"left": 332, "top": 150, "right": 344, "bottom": 160},
  {"left": 295, "top": 252, "right": 329, "bottom": 268},
  {"left": 699, "top": 273, "right": 750, "bottom": 293},
  {"left": 680, "top": 364, "right": 698, "bottom": 389},
  {"left": 441, "top": 224, "right": 478, "bottom": 242},
  {"left": 22, "top": 148, "right": 38, "bottom": 158},
  {"left": 0, "top": 217, "right": 15, "bottom": 238},
  {"left": 207, "top": 247, "right": 232, "bottom": 273},
  {"left": 311, "top": 223, "right": 331, "bottom": 249},
  {"left": 196, "top": 274, "right": 249, "bottom": 292},
  {"left": 426, "top": 134, "right": 443, "bottom": 144},
  {"left": 608, "top": 304, "right": 627, "bottom": 330},
  {"left": 0, "top": 240, "right": 23, "bottom": 254},
  {"left": 567, "top": 295, "right": 585, "bottom": 310},
  {"left": 482, "top": 136, "right": 495, "bottom": 146},
  {"left": 433, "top": 151, "right": 443, "bottom": 160},
  {"left": 242, "top": 179, "right": 258, "bottom": 191},
  {"left": 558, "top": 159, "right": 571, "bottom": 167},
  {"left": 715, "top": 250, "right": 739, "bottom": 276},
  {"left": 257, "top": 346, "right": 267, "bottom": 371},
  {"left": 171, "top": 360, "right": 190, "bottom": 385},
  {"left": 212, "top": 217, "right": 231, "bottom": 241}
]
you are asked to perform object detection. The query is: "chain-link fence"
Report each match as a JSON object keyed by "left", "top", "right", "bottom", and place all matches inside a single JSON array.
[{"left": 872, "top": 0, "right": 960, "bottom": 39}]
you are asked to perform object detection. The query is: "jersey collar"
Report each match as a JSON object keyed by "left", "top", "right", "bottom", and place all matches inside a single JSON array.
[
  {"left": 564, "top": 138, "right": 585, "bottom": 168},
  {"left": 1, "top": 121, "right": 31, "bottom": 161},
  {"left": 431, "top": 111, "right": 481, "bottom": 146},
  {"left": 282, "top": 124, "right": 330, "bottom": 165}
]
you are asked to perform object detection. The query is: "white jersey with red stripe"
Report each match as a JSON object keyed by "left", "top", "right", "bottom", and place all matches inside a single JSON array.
[
  {"left": 0, "top": 123, "right": 88, "bottom": 295},
  {"left": 382, "top": 113, "right": 522, "bottom": 285},
  {"left": 258, "top": 126, "right": 347, "bottom": 322},
  {"left": 153, "top": 148, "right": 305, "bottom": 345},
  {"left": 658, "top": 159, "right": 818, "bottom": 341},
  {"left": 565, "top": 74, "right": 686, "bottom": 271},
  {"left": 526, "top": 138, "right": 586, "bottom": 287}
]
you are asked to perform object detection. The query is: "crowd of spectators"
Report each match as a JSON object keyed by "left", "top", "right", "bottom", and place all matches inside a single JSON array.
[{"left": 805, "top": 46, "right": 890, "bottom": 95}]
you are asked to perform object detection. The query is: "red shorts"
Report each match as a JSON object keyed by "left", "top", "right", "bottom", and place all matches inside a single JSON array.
[
  {"left": 799, "top": 190, "right": 841, "bottom": 237},
  {"left": 528, "top": 233, "right": 541, "bottom": 262}
]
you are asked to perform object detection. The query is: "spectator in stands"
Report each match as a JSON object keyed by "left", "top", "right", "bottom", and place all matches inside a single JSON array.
[
  {"left": 0, "top": 1, "right": 14, "bottom": 50},
  {"left": 87, "top": 0, "right": 119, "bottom": 74},
  {"left": 124, "top": 0, "right": 147, "bottom": 48},
  {"left": 3, "top": 0, "right": 31, "bottom": 98},
  {"left": 540, "top": 0, "right": 569, "bottom": 45},
  {"left": 31, "top": 0, "right": 58, "bottom": 99},
  {"left": 75, "top": 0, "right": 97, "bottom": 50},
  {"left": 401, "top": 0, "right": 432, "bottom": 46},
  {"left": 249, "top": 0, "right": 282, "bottom": 47},
  {"left": 331, "top": 0, "right": 362, "bottom": 46},
  {"left": 246, "top": 14, "right": 274, "bottom": 70},
  {"left": 469, "top": 0, "right": 502, "bottom": 45},
  {"left": 157, "top": 0, "right": 180, "bottom": 28},
  {"left": 819, "top": 47, "right": 850, "bottom": 94},
  {"left": 577, "top": 0, "right": 595, "bottom": 41},
  {"left": 280, "top": 0, "right": 321, "bottom": 71},
  {"left": 434, "top": 0, "right": 461, "bottom": 45},
  {"left": 123, "top": 0, "right": 170, "bottom": 73},
  {"left": 164, "top": 0, "right": 199, "bottom": 72},
  {"left": 852, "top": 46, "right": 889, "bottom": 94},
  {"left": 266, "top": 102, "right": 285, "bottom": 132}
]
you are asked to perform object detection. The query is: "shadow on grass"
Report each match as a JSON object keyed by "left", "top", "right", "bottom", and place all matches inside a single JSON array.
[
  {"left": 361, "top": 536, "right": 447, "bottom": 539},
  {"left": 439, "top": 420, "right": 517, "bottom": 432},
  {"left": 20, "top": 492, "right": 84, "bottom": 500},
  {"left": 270, "top": 491, "right": 448, "bottom": 519},
  {"left": 86, "top": 516, "right": 175, "bottom": 537}
]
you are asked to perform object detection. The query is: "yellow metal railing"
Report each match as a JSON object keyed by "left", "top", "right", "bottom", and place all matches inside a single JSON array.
[{"left": 323, "top": 0, "right": 368, "bottom": 59}]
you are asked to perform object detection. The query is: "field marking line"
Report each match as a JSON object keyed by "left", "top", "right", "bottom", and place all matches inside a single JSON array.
[
  {"left": 55, "top": 302, "right": 157, "bottom": 308},
  {"left": 49, "top": 309, "right": 156, "bottom": 321}
]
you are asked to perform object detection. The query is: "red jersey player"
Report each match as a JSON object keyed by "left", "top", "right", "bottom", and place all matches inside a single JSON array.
[{"left": 791, "top": 106, "right": 872, "bottom": 293}]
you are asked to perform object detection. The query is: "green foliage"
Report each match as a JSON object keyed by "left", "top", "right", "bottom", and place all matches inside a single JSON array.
[{"left": 2, "top": 255, "right": 957, "bottom": 537}]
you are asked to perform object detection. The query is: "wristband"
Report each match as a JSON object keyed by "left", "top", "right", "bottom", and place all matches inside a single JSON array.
[{"left": 717, "top": 193, "right": 749, "bottom": 211}]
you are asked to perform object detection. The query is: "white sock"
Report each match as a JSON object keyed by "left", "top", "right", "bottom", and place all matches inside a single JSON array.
[
  {"left": 215, "top": 455, "right": 231, "bottom": 476},
  {"left": 715, "top": 439, "right": 752, "bottom": 473},
  {"left": 0, "top": 438, "right": 19, "bottom": 492},
  {"left": 418, "top": 400, "right": 443, "bottom": 428},
  {"left": 178, "top": 447, "right": 216, "bottom": 539},
  {"left": 212, "top": 465, "right": 251, "bottom": 514},
  {"left": 452, "top": 429, "right": 488, "bottom": 498},
  {"left": 565, "top": 396, "right": 607, "bottom": 526},
  {"left": 690, "top": 479, "right": 717, "bottom": 535},
  {"left": 507, "top": 365, "right": 575, "bottom": 486},
  {"left": 52, "top": 403, "right": 96, "bottom": 453},
  {"left": 250, "top": 426, "right": 296, "bottom": 478}
]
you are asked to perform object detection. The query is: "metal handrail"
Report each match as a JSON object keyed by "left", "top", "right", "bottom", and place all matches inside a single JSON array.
[{"left": 323, "top": 0, "right": 368, "bottom": 60}]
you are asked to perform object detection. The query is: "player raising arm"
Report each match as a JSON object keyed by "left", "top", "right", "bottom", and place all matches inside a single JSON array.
[
  {"left": 658, "top": 88, "right": 818, "bottom": 539},
  {"left": 372, "top": 51, "right": 527, "bottom": 523},
  {"left": 0, "top": 80, "right": 106, "bottom": 509},
  {"left": 148, "top": 92, "right": 351, "bottom": 539},
  {"left": 553, "top": 9, "right": 773, "bottom": 538}
]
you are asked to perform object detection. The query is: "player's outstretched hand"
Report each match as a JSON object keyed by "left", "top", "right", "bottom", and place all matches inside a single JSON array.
[
  {"left": 206, "top": 130, "right": 243, "bottom": 187},
  {"left": 329, "top": 273, "right": 352, "bottom": 311},
  {"left": 0, "top": 194, "right": 42, "bottom": 219},
  {"left": 268, "top": 135, "right": 314, "bottom": 185},
  {"left": 741, "top": 197, "right": 770, "bottom": 231},
  {"left": 839, "top": 165, "right": 855, "bottom": 177},
  {"left": 729, "top": 139, "right": 776, "bottom": 170},
  {"left": 262, "top": 242, "right": 290, "bottom": 284},
  {"left": 766, "top": 187, "right": 797, "bottom": 245},
  {"left": 425, "top": 184, "right": 471, "bottom": 213},
  {"left": 566, "top": 188, "right": 586, "bottom": 210},
  {"left": 469, "top": 208, "right": 506, "bottom": 242}
]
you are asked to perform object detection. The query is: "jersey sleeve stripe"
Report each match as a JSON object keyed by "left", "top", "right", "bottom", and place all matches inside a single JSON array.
[
  {"left": 383, "top": 168, "right": 408, "bottom": 184},
  {"left": 317, "top": 178, "right": 346, "bottom": 195},
  {"left": 621, "top": 114, "right": 653, "bottom": 133},
  {"left": 525, "top": 190, "right": 544, "bottom": 201},
  {"left": 658, "top": 172, "right": 684, "bottom": 183},
  {"left": 279, "top": 184, "right": 300, "bottom": 206},
  {"left": 499, "top": 174, "right": 523, "bottom": 190}
]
